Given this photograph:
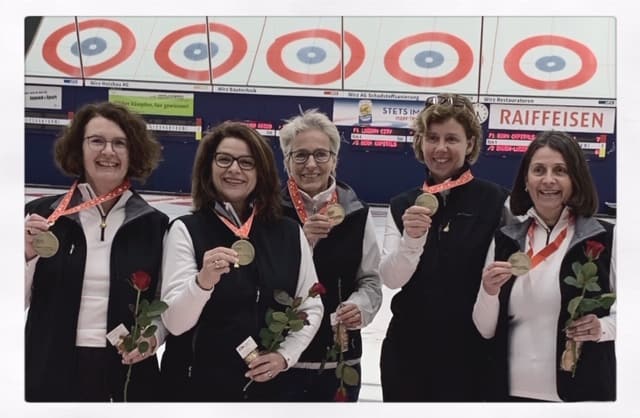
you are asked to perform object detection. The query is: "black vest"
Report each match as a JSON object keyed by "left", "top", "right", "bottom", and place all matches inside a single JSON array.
[
  {"left": 25, "top": 192, "right": 168, "bottom": 401},
  {"left": 160, "top": 208, "right": 301, "bottom": 401},
  {"left": 383, "top": 178, "right": 507, "bottom": 399},
  {"left": 492, "top": 218, "right": 615, "bottom": 401},
  {"left": 282, "top": 185, "right": 369, "bottom": 362}
]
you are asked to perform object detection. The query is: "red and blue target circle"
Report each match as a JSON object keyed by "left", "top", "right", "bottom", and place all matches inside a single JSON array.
[
  {"left": 266, "top": 29, "right": 365, "bottom": 85},
  {"left": 155, "top": 23, "right": 247, "bottom": 81},
  {"left": 384, "top": 32, "right": 473, "bottom": 87},
  {"left": 42, "top": 19, "right": 136, "bottom": 77},
  {"left": 504, "top": 35, "right": 597, "bottom": 90}
]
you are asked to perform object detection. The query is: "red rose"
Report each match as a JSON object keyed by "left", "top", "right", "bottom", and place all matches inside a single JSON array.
[
  {"left": 131, "top": 271, "right": 151, "bottom": 292},
  {"left": 584, "top": 240, "right": 605, "bottom": 260},
  {"left": 308, "top": 282, "right": 327, "bottom": 298},
  {"left": 334, "top": 387, "right": 348, "bottom": 402}
]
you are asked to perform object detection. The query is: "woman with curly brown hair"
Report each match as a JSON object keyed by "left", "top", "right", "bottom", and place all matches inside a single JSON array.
[{"left": 24, "top": 101, "right": 169, "bottom": 401}]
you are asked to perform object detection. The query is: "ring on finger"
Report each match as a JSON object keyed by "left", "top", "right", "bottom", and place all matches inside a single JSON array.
[
  {"left": 267, "top": 371, "right": 273, "bottom": 378},
  {"left": 27, "top": 229, "right": 33, "bottom": 235}
]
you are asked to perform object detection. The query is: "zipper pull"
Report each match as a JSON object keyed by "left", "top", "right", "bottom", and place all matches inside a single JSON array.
[
  {"left": 255, "top": 288, "right": 260, "bottom": 303},
  {"left": 100, "top": 214, "right": 107, "bottom": 241},
  {"left": 69, "top": 243, "right": 75, "bottom": 254}
]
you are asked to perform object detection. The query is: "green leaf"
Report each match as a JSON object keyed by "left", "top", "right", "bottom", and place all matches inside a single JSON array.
[
  {"left": 274, "top": 290, "right": 293, "bottom": 306},
  {"left": 585, "top": 281, "right": 602, "bottom": 292},
  {"left": 137, "top": 315, "right": 151, "bottom": 329},
  {"left": 335, "top": 363, "right": 344, "bottom": 378},
  {"left": 272, "top": 311, "right": 288, "bottom": 323},
  {"left": 563, "top": 276, "right": 579, "bottom": 287},
  {"left": 579, "top": 298, "right": 602, "bottom": 313},
  {"left": 274, "top": 333, "right": 285, "bottom": 343},
  {"left": 146, "top": 300, "right": 169, "bottom": 317},
  {"left": 269, "top": 322, "right": 285, "bottom": 333},
  {"left": 123, "top": 335, "right": 136, "bottom": 352},
  {"left": 265, "top": 308, "right": 274, "bottom": 324},
  {"left": 571, "top": 262, "right": 582, "bottom": 278},
  {"left": 138, "top": 340, "right": 149, "bottom": 354},
  {"left": 138, "top": 299, "right": 150, "bottom": 313},
  {"left": 259, "top": 327, "right": 274, "bottom": 348},
  {"left": 142, "top": 324, "right": 157, "bottom": 338},
  {"left": 582, "top": 261, "right": 598, "bottom": 278},
  {"left": 285, "top": 307, "right": 299, "bottom": 321},
  {"left": 597, "top": 293, "right": 616, "bottom": 309},
  {"left": 576, "top": 269, "right": 586, "bottom": 286},
  {"left": 567, "top": 296, "right": 582, "bottom": 316},
  {"left": 342, "top": 365, "right": 359, "bottom": 386},
  {"left": 289, "top": 319, "right": 305, "bottom": 332}
]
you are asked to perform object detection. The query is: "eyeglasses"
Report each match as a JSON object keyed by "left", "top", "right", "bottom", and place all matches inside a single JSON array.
[
  {"left": 85, "top": 135, "right": 128, "bottom": 152},
  {"left": 288, "top": 149, "right": 335, "bottom": 164},
  {"left": 214, "top": 152, "right": 256, "bottom": 170},
  {"left": 424, "top": 95, "right": 471, "bottom": 111}
]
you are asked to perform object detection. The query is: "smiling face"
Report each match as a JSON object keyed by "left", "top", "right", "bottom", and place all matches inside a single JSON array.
[
  {"left": 420, "top": 117, "right": 473, "bottom": 183},
  {"left": 82, "top": 116, "right": 129, "bottom": 195},
  {"left": 212, "top": 137, "right": 257, "bottom": 214},
  {"left": 286, "top": 129, "right": 336, "bottom": 197},
  {"left": 525, "top": 145, "right": 573, "bottom": 225}
]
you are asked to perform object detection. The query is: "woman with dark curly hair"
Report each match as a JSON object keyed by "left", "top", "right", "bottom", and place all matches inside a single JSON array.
[
  {"left": 24, "top": 101, "right": 169, "bottom": 401},
  {"left": 159, "top": 121, "right": 323, "bottom": 401}
]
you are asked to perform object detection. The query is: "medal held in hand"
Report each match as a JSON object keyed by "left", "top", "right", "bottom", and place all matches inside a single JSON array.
[
  {"left": 231, "top": 239, "right": 255, "bottom": 267},
  {"left": 414, "top": 193, "right": 439, "bottom": 215},
  {"left": 326, "top": 203, "right": 346, "bottom": 226},
  {"left": 508, "top": 251, "right": 531, "bottom": 276},
  {"left": 32, "top": 230, "right": 60, "bottom": 258}
]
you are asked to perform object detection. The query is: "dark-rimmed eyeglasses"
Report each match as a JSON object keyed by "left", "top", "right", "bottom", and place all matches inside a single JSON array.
[
  {"left": 214, "top": 152, "right": 256, "bottom": 170},
  {"left": 85, "top": 135, "right": 128, "bottom": 153},
  {"left": 288, "top": 149, "right": 335, "bottom": 164}
]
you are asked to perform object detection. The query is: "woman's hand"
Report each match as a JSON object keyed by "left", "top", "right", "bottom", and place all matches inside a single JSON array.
[
  {"left": 482, "top": 261, "right": 513, "bottom": 296},
  {"left": 566, "top": 314, "right": 602, "bottom": 342},
  {"left": 402, "top": 205, "right": 432, "bottom": 238},
  {"left": 197, "top": 246, "right": 239, "bottom": 290},
  {"left": 302, "top": 213, "right": 332, "bottom": 246},
  {"left": 25, "top": 213, "right": 51, "bottom": 261},
  {"left": 336, "top": 303, "right": 362, "bottom": 329},
  {"left": 245, "top": 351, "right": 287, "bottom": 382},
  {"left": 119, "top": 336, "right": 157, "bottom": 365}
]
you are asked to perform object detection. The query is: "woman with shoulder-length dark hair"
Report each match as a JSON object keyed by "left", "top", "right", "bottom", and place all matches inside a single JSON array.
[
  {"left": 159, "top": 121, "right": 323, "bottom": 401},
  {"left": 473, "top": 130, "right": 616, "bottom": 401},
  {"left": 24, "top": 101, "right": 169, "bottom": 401}
]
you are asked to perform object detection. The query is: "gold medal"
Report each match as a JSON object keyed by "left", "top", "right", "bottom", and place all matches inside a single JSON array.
[
  {"left": 508, "top": 251, "right": 531, "bottom": 276},
  {"left": 232, "top": 239, "right": 255, "bottom": 267},
  {"left": 32, "top": 231, "right": 59, "bottom": 258},
  {"left": 326, "top": 203, "right": 346, "bottom": 226},
  {"left": 415, "top": 192, "right": 439, "bottom": 215}
]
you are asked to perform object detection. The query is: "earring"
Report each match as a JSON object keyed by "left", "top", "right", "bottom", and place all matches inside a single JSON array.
[{"left": 524, "top": 185, "right": 528, "bottom": 192}]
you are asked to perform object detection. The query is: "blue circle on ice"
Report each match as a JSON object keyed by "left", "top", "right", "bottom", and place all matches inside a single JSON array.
[
  {"left": 297, "top": 46, "right": 327, "bottom": 64},
  {"left": 535, "top": 55, "right": 566, "bottom": 72},
  {"left": 414, "top": 50, "right": 445, "bottom": 69},
  {"left": 71, "top": 37, "right": 107, "bottom": 56}
]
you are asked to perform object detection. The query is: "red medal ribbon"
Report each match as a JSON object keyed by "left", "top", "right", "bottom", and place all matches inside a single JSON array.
[
  {"left": 422, "top": 169, "right": 474, "bottom": 194},
  {"left": 287, "top": 178, "right": 337, "bottom": 224},
  {"left": 46, "top": 179, "right": 131, "bottom": 225},
  {"left": 525, "top": 217, "right": 572, "bottom": 269},
  {"left": 215, "top": 206, "right": 256, "bottom": 239}
]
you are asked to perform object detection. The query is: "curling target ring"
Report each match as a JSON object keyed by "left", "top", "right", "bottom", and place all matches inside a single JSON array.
[
  {"left": 42, "top": 19, "right": 136, "bottom": 77},
  {"left": 266, "top": 29, "right": 364, "bottom": 85},
  {"left": 504, "top": 35, "right": 597, "bottom": 90},
  {"left": 384, "top": 32, "right": 473, "bottom": 87},
  {"left": 155, "top": 23, "right": 247, "bottom": 81}
]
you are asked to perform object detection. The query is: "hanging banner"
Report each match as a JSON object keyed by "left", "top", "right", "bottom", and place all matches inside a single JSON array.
[
  {"left": 108, "top": 89, "right": 194, "bottom": 117},
  {"left": 25, "top": 85, "right": 62, "bottom": 110}
]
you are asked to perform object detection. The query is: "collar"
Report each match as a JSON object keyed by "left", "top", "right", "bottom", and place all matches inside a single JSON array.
[
  {"left": 425, "top": 162, "right": 471, "bottom": 187},
  {"left": 296, "top": 175, "right": 336, "bottom": 208},
  {"left": 526, "top": 205, "right": 572, "bottom": 234}
]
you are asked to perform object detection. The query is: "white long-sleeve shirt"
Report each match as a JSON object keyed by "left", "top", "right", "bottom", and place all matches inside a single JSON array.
[
  {"left": 25, "top": 183, "right": 168, "bottom": 348},
  {"left": 379, "top": 208, "right": 428, "bottom": 289},
  {"left": 473, "top": 207, "right": 616, "bottom": 401},
  {"left": 160, "top": 217, "right": 324, "bottom": 369}
]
